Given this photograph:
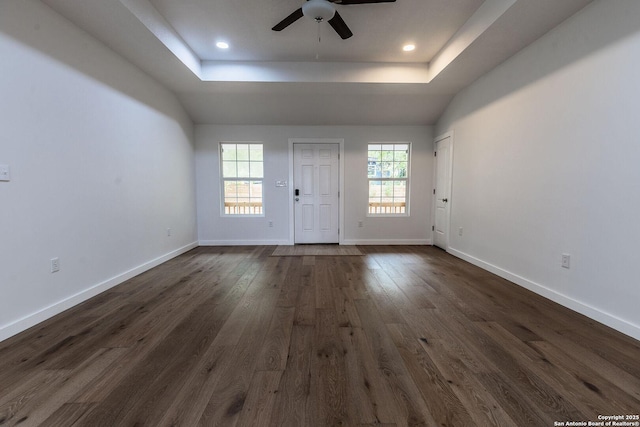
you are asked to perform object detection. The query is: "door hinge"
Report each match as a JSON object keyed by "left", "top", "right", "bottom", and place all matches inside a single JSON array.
[
  {"left": 433, "top": 189, "right": 436, "bottom": 195},
  {"left": 434, "top": 151, "right": 437, "bottom": 157},
  {"left": 338, "top": 191, "right": 340, "bottom": 198},
  {"left": 432, "top": 225, "right": 435, "bottom": 231}
]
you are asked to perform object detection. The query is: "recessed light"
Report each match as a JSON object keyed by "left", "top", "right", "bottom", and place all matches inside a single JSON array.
[
  {"left": 216, "top": 41, "right": 229, "bottom": 49},
  {"left": 403, "top": 44, "right": 416, "bottom": 52}
]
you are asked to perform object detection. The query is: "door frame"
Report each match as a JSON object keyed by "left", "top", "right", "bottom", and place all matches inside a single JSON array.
[
  {"left": 288, "top": 138, "right": 345, "bottom": 245},
  {"left": 432, "top": 131, "right": 454, "bottom": 251}
]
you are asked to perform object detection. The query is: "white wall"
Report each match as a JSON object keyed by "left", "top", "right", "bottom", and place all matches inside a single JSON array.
[
  {"left": 0, "top": 0, "right": 197, "bottom": 341},
  {"left": 196, "top": 125, "right": 433, "bottom": 245},
  {"left": 436, "top": 0, "right": 640, "bottom": 340}
]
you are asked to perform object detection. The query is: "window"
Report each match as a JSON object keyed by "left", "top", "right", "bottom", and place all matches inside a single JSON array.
[
  {"left": 220, "top": 143, "right": 263, "bottom": 215},
  {"left": 367, "top": 143, "right": 410, "bottom": 215}
]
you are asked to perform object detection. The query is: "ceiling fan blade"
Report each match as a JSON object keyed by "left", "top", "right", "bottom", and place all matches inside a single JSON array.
[
  {"left": 329, "top": 11, "right": 353, "bottom": 39},
  {"left": 331, "top": 0, "right": 395, "bottom": 4},
  {"left": 272, "top": 8, "right": 304, "bottom": 31}
]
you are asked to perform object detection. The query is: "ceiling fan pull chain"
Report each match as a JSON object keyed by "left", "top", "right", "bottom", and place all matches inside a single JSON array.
[{"left": 316, "top": 22, "right": 321, "bottom": 59}]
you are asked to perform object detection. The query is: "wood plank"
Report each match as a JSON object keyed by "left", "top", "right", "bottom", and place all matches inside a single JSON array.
[
  {"left": 277, "top": 257, "right": 305, "bottom": 308},
  {"left": 332, "top": 287, "right": 362, "bottom": 329},
  {"left": 255, "top": 307, "right": 296, "bottom": 371},
  {"left": 269, "top": 326, "right": 317, "bottom": 427},
  {"left": 196, "top": 284, "right": 280, "bottom": 426},
  {"left": 416, "top": 337, "right": 519, "bottom": 426},
  {"left": 313, "top": 309, "right": 351, "bottom": 426},
  {"left": 235, "top": 370, "right": 283, "bottom": 426},
  {"left": 0, "top": 347, "right": 125, "bottom": 426},
  {"left": 354, "top": 299, "right": 438, "bottom": 426},
  {"left": 345, "top": 327, "right": 406, "bottom": 425},
  {"left": 386, "top": 322, "right": 475, "bottom": 426},
  {"left": 39, "top": 402, "right": 95, "bottom": 426},
  {"left": 293, "top": 274, "right": 316, "bottom": 326},
  {"left": 477, "top": 321, "right": 638, "bottom": 417},
  {"left": 314, "top": 258, "right": 335, "bottom": 310}
]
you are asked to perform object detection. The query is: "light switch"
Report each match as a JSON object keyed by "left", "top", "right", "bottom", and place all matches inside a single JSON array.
[{"left": 0, "top": 165, "right": 10, "bottom": 182}]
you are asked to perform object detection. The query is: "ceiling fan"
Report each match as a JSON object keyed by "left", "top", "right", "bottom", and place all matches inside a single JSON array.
[{"left": 272, "top": 0, "right": 396, "bottom": 40}]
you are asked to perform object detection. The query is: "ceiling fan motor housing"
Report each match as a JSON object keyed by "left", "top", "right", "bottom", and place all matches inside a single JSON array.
[{"left": 302, "top": 0, "right": 336, "bottom": 22}]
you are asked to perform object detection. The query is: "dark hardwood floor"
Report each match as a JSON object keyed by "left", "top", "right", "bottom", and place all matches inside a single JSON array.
[{"left": 1, "top": 246, "right": 638, "bottom": 426}]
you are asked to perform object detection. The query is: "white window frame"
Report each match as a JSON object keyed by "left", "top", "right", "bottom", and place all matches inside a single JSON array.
[
  {"left": 367, "top": 142, "right": 411, "bottom": 217},
  {"left": 220, "top": 142, "right": 264, "bottom": 217}
]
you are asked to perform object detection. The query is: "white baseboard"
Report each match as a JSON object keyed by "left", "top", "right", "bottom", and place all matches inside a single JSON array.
[
  {"left": 448, "top": 247, "right": 640, "bottom": 342},
  {"left": 0, "top": 242, "right": 198, "bottom": 343},
  {"left": 199, "top": 239, "right": 290, "bottom": 246},
  {"left": 342, "top": 239, "right": 431, "bottom": 245},
  {"left": 200, "top": 239, "right": 432, "bottom": 246}
]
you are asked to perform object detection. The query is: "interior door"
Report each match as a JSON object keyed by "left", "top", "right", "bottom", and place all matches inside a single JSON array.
[
  {"left": 294, "top": 143, "right": 339, "bottom": 244},
  {"left": 434, "top": 135, "right": 452, "bottom": 250}
]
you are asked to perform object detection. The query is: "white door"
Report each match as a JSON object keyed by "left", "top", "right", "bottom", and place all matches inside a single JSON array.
[
  {"left": 434, "top": 135, "right": 453, "bottom": 250},
  {"left": 294, "top": 143, "right": 339, "bottom": 244}
]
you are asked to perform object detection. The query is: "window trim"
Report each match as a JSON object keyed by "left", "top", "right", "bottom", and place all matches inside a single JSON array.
[
  {"left": 366, "top": 142, "right": 411, "bottom": 217},
  {"left": 219, "top": 142, "right": 265, "bottom": 217}
]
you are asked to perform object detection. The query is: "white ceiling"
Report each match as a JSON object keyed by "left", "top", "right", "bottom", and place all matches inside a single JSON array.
[
  {"left": 147, "top": 0, "right": 484, "bottom": 63},
  {"left": 41, "top": 0, "right": 593, "bottom": 126}
]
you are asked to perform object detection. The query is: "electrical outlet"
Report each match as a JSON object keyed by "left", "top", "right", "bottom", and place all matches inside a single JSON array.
[
  {"left": 561, "top": 254, "right": 571, "bottom": 269},
  {"left": 358, "top": 221, "right": 364, "bottom": 228},
  {"left": 458, "top": 227, "right": 463, "bottom": 236},
  {"left": 167, "top": 228, "right": 171, "bottom": 237},
  {"left": 0, "top": 164, "right": 10, "bottom": 182},
  {"left": 51, "top": 257, "right": 60, "bottom": 273},
  {"left": 268, "top": 221, "right": 273, "bottom": 227}
]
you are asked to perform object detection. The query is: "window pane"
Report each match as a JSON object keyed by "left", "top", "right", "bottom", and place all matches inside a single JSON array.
[
  {"left": 236, "top": 181, "right": 250, "bottom": 198},
  {"left": 221, "top": 144, "right": 236, "bottom": 161},
  {"left": 393, "top": 180, "right": 406, "bottom": 198},
  {"left": 368, "top": 150, "right": 380, "bottom": 178},
  {"left": 224, "top": 180, "right": 237, "bottom": 197},
  {"left": 395, "top": 144, "right": 409, "bottom": 153},
  {"left": 369, "top": 181, "right": 381, "bottom": 199},
  {"left": 249, "top": 161, "right": 263, "bottom": 178},
  {"left": 367, "top": 165, "right": 377, "bottom": 178},
  {"left": 250, "top": 181, "right": 262, "bottom": 198},
  {"left": 381, "top": 150, "right": 394, "bottom": 162},
  {"left": 394, "top": 149, "right": 408, "bottom": 162},
  {"left": 380, "top": 162, "right": 393, "bottom": 178},
  {"left": 222, "top": 161, "right": 236, "bottom": 178},
  {"left": 382, "top": 144, "right": 394, "bottom": 151},
  {"left": 237, "top": 144, "right": 249, "bottom": 161},
  {"left": 369, "top": 144, "right": 382, "bottom": 151},
  {"left": 381, "top": 181, "right": 394, "bottom": 203},
  {"left": 250, "top": 144, "right": 263, "bottom": 161},
  {"left": 394, "top": 162, "right": 407, "bottom": 178},
  {"left": 237, "top": 161, "right": 250, "bottom": 177}
]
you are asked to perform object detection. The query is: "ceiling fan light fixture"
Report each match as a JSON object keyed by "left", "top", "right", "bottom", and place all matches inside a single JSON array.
[
  {"left": 216, "top": 41, "right": 229, "bottom": 49},
  {"left": 302, "top": 0, "right": 336, "bottom": 22},
  {"left": 403, "top": 44, "right": 416, "bottom": 52}
]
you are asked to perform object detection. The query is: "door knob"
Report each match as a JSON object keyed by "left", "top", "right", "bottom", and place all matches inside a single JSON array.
[{"left": 295, "top": 198, "right": 299, "bottom": 202}]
